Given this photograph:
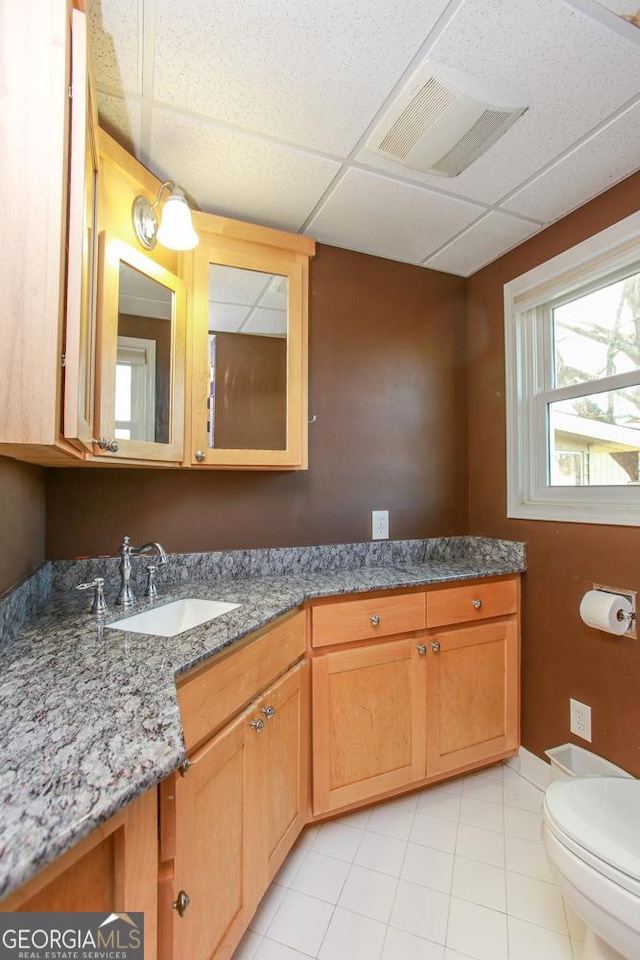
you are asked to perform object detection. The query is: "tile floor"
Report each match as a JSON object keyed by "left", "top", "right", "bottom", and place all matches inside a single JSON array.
[{"left": 231, "top": 763, "right": 587, "bottom": 960}]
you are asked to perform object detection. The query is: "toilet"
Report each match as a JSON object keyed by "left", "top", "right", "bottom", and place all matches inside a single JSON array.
[{"left": 542, "top": 777, "right": 640, "bottom": 960}]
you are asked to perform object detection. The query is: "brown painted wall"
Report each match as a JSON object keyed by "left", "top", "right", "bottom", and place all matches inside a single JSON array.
[
  {"left": 46, "top": 243, "right": 468, "bottom": 559},
  {"left": 467, "top": 171, "right": 640, "bottom": 775},
  {"left": 0, "top": 456, "right": 46, "bottom": 594}
]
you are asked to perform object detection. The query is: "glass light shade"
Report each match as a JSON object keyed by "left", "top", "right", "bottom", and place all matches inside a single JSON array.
[{"left": 156, "top": 189, "right": 199, "bottom": 250}]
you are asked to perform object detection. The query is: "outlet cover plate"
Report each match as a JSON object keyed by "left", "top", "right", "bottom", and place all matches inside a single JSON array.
[
  {"left": 570, "top": 698, "right": 592, "bottom": 742},
  {"left": 372, "top": 510, "right": 389, "bottom": 540}
]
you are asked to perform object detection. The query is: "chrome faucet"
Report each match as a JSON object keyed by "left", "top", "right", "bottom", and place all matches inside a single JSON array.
[{"left": 116, "top": 536, "right": 168, "bottom": 607}]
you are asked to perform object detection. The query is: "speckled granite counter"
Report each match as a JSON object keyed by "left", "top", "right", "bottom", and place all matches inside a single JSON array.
[{"left": 0, "top": 537, "right": 525, "bottom": 900}]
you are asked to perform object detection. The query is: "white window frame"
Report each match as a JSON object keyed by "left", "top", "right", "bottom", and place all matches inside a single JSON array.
[
  {"left": 504, "top": 210, "right": 640, "bottom": 526},
  {"left": 115, "top": 336, "right": 156, "bottom": 442}
]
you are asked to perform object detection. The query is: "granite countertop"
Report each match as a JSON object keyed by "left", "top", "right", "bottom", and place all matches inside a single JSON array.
[{"left": 0, "top": 538, "right": 525, "bottom": 900}]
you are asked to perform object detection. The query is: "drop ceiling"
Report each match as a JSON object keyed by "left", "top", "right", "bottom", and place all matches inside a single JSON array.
[{"left": 89, "top": 0, "right": 640, "bottom": 278}]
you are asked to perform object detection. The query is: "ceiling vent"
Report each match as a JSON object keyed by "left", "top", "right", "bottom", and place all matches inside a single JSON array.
[{"left": 364, "top": 61, "right": 527, "bottom": 178}]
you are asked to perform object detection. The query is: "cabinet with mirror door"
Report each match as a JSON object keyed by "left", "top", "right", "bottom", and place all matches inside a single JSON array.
[
  {"left": 93, "top": 236, "right": 186, "bottom": 463},
  {"left": 185, "top": 214, "right": 315, "bottom": 470}
]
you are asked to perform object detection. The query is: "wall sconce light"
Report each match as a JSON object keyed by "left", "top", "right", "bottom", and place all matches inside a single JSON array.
[{"left": 132, "top": 180, "right": 199, "bottom": 251}]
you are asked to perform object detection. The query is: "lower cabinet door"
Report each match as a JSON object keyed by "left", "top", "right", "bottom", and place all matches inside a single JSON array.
[
  {"left": 259, "top": 661, "right": 309, "bottom": 883},
  {"left": 161, "top": 708, "right": 261, "bottom": 960},
  {"left": 312, "top": 638, "right": 427, "bottom": 814},
  {"left": 426, "top": 618, "right": 519, "bottom": 777}
]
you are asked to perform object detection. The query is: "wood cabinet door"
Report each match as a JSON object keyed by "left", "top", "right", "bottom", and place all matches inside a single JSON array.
[
  {"left": 426, "top": 618, "right": 519, "bottom": 777},
  {"left": 312, "top": 639, "right": 427, "bottom": 815},
  {"left": 164, "top": 708, "right": 261, "bottom": 960},
  {"left": 257, "top": 661, "right": 309, "bottom": 884}
]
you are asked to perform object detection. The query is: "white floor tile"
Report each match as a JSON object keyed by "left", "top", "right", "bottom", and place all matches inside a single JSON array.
[
  {"left": 273, "top": 845, "right": 307, "bottom": 887},
  {"left": 366, "top": 803, "right": 415, "bottom": 841},
  {"left": 410, "top": 811, "right": 458, "bottom": 853},
  {"left": 451, "top": 856, "right": 506, "bottom": 912},
  {"left": 338, "top": 864, "right": 398, "bottom": 922},
  {"left": 318, "top": 907, "right": 387, "bottom": 960},
  {"left": 506, "top": 871, "right": 569, "bottom": 934},
  {"left": 401, "top": 842, "right": 454, "bottom": 893},
  {"left": 504, "top": 806, "right": 543, "bottom": 843},
  {"left": 422, "top": 778, "right": 464, "bottom": 797},
  {"left": 354, "top": 830, "right": 407, "bottom": 877},
  {"left": 446, "top": 897, "right": 508, "bottom": 960},
  {"left": 508, "top": 916, "right": 573, "bottom": 960},
  {"left": 455, "top": 823, "right": 505, "bottom": 868},
  {"left": 417, "top": 789, "right": 462, "bottom": 821},
  {"left": 444, "top": 951, "right": 477, "bottom": 960},
  {"left": 337, "top": 806, "right": 372, "bottom": 829},
  {"left": 503, "top": 780, "right": 543, "bottom": 814},
  {"left": 475, "top": 764, "right": 505, "bottom": 781},
  {"left": 289, "top": 850, "right": 350, "bottom": 903},
  {"left": 461, "top": 776, "right": 504, "bottom": 805},
  {"left": 505, "top": 834, "right": 554, "bottom": 882},
  {"left": 265, "top": 889, "right": 334, "bottom": 955},
  {"left": 233, "top": 929, "right": 263, "bottom": 960},
  {"left": 389, "top": 879, "right": 449, "bottom": 944},
  {"left": 296, "top": 825, "right": 319, "bottom": 849},
  {"left": 254, "top": 939, "right": 313, "bottom": 960},
  {"left": 249, "top": 883, "right": 287, "bottom": 934},
  {"left": 386, "top": 790, "right": 421, "bottom": 811},
  {"left": 459, "top": 797, "right": 504, "bottom": 833},
  {"left": 382, "top": 925, "right": 446, "bottom": 960},
  {"left": 311, "top": 820, "right": 363, "bottom": 862}
]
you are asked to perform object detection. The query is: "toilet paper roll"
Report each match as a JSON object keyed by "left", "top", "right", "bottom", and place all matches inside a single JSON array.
[{"left": 579, "top": 590, "right": 633, "bottom": 636}]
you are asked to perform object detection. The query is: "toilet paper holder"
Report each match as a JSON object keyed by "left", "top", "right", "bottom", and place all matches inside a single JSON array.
[{"left": 592, "top": 583, "right": 637, "bottom": 640}]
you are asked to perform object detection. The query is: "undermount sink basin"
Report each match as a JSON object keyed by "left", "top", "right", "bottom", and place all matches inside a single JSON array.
[{"left": 106, "top": 598, "right": 240, "bottom": 637}]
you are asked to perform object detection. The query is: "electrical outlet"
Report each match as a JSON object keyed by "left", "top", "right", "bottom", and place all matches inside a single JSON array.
[
  {"left": 372, "top": 510, "right": 389, "bottom": 540},
  {"left": 570, "top": 698, "right": 592, "bottom": 742}
]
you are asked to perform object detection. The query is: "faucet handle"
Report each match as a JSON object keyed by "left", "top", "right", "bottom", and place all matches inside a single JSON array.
[
  {"left": 76, "top": 577, "right": 108, "bottom": 616},
  {"left": 145, "top": 565, "right": 158, "bottom": 599}
]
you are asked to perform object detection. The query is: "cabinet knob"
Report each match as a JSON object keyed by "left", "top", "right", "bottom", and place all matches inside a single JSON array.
[
  {"left": 173, "top": 890, "right": 191, "bottom": 917},
  {"left": 194, "top": 450, "right": 206, "bottom": 462},
  {"left": 471, "top": 598, "right": 482, "bottom": 609},
  {"left": 179, "top": 758, "right": 192, "bottom": 777},
  {"left": 93, "top": 436, "right": 119, "bottom": 453},
  {"left": 249, "top": 718, "right": 265, "bottom": 732},
  {"left": 430, "top": 641, "right": 441, "bottom": 653},
  {"left": 261, "top": 705, "right": 275, "bottom": 720},
  {"left": 370, "top": 615, "right": 381, "bottom": 626},
  {"left": 416, "top": 644, "right": 427, "bottom": 655}
]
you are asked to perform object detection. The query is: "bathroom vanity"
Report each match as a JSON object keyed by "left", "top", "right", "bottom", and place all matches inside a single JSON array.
[{"left": 0, "top": 537, "right": 524, "bottom": 960}]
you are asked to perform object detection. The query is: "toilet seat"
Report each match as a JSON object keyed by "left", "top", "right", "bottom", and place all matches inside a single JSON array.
[{"left": 544, "top": 777, "right": 640, "bottom": 898}]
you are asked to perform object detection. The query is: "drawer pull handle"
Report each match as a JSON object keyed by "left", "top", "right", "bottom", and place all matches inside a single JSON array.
[
  {"left": 370, "top": 615, "right": 381, "bottom": 626},
  {"left": 173, "top": 890, "right": 191, "bottom": 916},
  {"left": 417, "top": 644, "right": 427, "bottom": 655},
  {"left": 472, "top": 598, "right": 483, "bottom": 609},
  {"left": 261, "top": 705, "right": 275, "bottom": 720},
  {"left": 249, "top": 718, "right": 265, "bottom": 732},
  {"left": 430, "top": 641, "right": 441, "bottom": 653}
]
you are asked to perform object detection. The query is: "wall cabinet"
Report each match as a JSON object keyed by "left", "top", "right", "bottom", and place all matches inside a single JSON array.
[
  {"left": 0, "top": 0, "right": 94, "bottom": 464},
  {"left": 159, "top": 613, "right": 308, "bottom": 960},
  {"left": 0, "top": 789, "right": 158, "bottom": 957}
]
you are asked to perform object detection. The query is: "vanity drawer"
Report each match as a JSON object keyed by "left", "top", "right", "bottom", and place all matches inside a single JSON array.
[
  {"left": 178, "top": 609, "right": 306, "bottom": 751},
  {"left": 427, "top": 577, "right": 518, "bottom": 628},
  {"left": 311, "top": 592, "right": 426, "bottom": 648}
]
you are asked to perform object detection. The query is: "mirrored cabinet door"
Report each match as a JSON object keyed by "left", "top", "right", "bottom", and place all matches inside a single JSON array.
[
  {"left": 94, "top": 236, "right": 186, "bottom": 462},
  {"left": 188, "top": 226, "right": 313, "bottom": 469}
]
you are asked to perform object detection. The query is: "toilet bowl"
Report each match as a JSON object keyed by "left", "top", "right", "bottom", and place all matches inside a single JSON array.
[{"left": 542, "top": 777, "right": 640, "bottom": 960}]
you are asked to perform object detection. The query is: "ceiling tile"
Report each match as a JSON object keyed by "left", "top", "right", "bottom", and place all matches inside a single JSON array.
[
  {"left": 151, "top": 0, "right": 450, "bottom": 155},
  {"left": 307, "top": 168, "right": 485, "bottom": 264},
  {"left": 209, "top": 265, "right": 272, "bottom": 306},
  {"left": 501, "top": 101, "right": 640, "bottom": 222},
  {"left": 357, "top": 0, "right": 640, "bottom": 204},
  {"left": 88, "top": 0, "right": 141, "bottom": 94},
  {"left": 424, "top": 212, "right": 540, "bottom": 276},
  {"left": 209, "top": 303, "right": 251, "bottom": 333},
  {"left": 147, "top": 108, "right": 341, "bottom": 233},
  {"left": 97, "top": 92, "right": 143, "bottom": 156},
  {"left": 243, "top": 309, "right": 287, "bottom": 337}
]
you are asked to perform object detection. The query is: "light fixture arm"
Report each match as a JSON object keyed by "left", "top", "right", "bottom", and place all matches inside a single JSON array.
[{"left": 148, "top": 180, "right": 177, "bottom": 212}]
